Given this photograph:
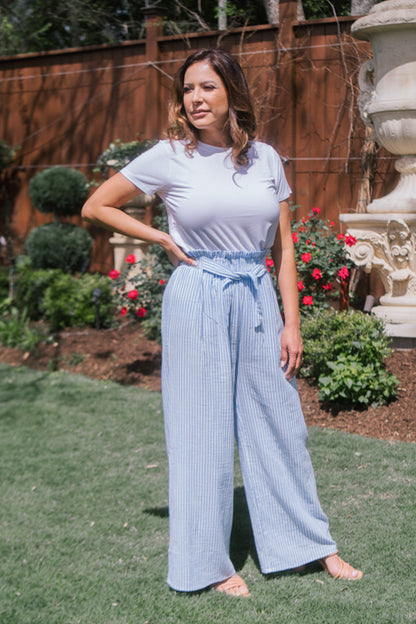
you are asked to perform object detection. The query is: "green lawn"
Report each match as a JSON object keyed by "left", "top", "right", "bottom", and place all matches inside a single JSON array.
[{"left": 0, "top": 363, "right": 415, "bottom": 624}]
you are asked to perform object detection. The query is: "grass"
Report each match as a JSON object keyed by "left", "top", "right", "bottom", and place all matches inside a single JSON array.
[{"left": 0, "top": 363, "right": 415, "bottom": 624}]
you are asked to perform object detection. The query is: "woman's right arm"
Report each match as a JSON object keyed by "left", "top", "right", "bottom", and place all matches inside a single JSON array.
[{"left": 81, "top": 173, "right": 196, "bottom": 267}]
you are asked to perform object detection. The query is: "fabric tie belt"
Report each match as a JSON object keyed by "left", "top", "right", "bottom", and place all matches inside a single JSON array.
[{"left": 198, "top": 256, "right": 268, "bottom": 331}]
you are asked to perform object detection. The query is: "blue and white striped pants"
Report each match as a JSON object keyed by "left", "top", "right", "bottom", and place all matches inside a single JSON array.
[{"left": 161, "top": 250, "right": 336, "bottom": 592}]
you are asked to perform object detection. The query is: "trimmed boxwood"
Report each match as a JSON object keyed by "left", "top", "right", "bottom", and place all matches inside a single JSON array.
[
  {"left": 28, "top": 166, "right": 89, "bottom": 219},
  {"left": 26, "top": 222, "right": 93, "bottom": 273}
]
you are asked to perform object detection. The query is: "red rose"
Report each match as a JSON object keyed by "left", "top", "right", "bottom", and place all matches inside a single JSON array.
[
  {"left": 127, "top": 289, "right": 139, "bottom": 300},
  {"left": 302, "top": 295, "right": 314, "bottom": 306},
  {"left": 266, "top": 257, "right": 274, "bottom": 267},
  {"left": 312, "top": 207, "right": 320, "bottom": 214},
  {"left": 330, "top": 221, "right": 335, "bottom": 227},
  {"left": 120, "top": 307, "right": 128, "bottom": 316},
  {"left": 292, "top": 233, "right": 298, "bottom": 243},
  {"left": 297, "top": 281, "right": 305, "bottom": 292},
  {"left": 301, "top": 252, "right": 312, "bottom": 263},
  {"left": 109, "top": 269, "right": 120, "bottom": 280},
  {"left": 338, "top": 266, "right": 349, "bottom": 280},
  {"left": 312, "top": 268, "right": 322, "bottom": 280},
  {"left": 322, "top": 283, "right": 333, "bottom": 291},
  {"left": 159, "top": 279, "right": 165, "bottom": 285},
  {"left": 344, "top": 234, "right": 357, "bottom": 247},
  {"left": 136, "top": 307, "right": 146, "bottom": 317},
  {"left": 125, "top": 254, "right": 136, "bottom": 264},
  {"left": 337, "top": 234, "right": 345, "bottom": 241}
]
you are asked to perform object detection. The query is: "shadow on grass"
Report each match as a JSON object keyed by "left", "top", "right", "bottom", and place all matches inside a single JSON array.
[
  {"left": 145, "top": 505, "right": 169, "bottom": 518},
  {"left": 144, "top": 485, "right": 259, "bottom": 573},
  {"left": 230, "top": 486, "right": 259, "bottom": 572},
  {"left": 264, "top": 560, "right": 322, "bottom": 581}
]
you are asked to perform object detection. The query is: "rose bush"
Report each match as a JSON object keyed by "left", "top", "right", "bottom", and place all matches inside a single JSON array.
[
  {"left": 109, "top": 211, "right": 173, "bottom": 342},
  {"left": 267, "top": 207, "right": 356, "bottom": 316}
]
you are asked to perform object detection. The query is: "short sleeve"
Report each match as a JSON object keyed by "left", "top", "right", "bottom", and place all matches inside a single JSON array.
[
  {"left": 120, "top": 140, "right": 171, "bottom": 195},
  {"left": 270, "top": 146, "right": 291, "bottom": 202}
]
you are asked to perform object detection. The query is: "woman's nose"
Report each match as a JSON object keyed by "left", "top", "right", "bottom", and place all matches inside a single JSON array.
[{"left": 192, "top": 87, "right": 202, "bottom": 103}]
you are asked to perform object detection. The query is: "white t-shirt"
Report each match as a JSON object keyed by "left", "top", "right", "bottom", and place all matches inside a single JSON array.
[{"left": 120, "top": 139, "right": 291, "bottom": 253}]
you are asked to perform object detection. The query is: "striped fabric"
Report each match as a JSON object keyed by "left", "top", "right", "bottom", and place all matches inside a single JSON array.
[{"left": 161, "top": 250, "right": 336, "bottom": 592}]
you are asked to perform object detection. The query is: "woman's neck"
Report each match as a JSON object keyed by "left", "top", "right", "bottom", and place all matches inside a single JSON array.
[{"left": 198, "top": 129, "right": 231, "bottom": 148}]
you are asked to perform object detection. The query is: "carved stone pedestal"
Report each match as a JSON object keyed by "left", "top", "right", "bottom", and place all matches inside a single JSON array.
[
  {"left": 342, "top": 1, "right": 416, "bottom": 345},
  {"left": 340, "top": 213, "right": 416, "bottom": 344}
]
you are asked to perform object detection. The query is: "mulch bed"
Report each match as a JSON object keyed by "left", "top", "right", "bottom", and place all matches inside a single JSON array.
[{"left": 1, "top": 323, "right": 415, "bottom": 443}]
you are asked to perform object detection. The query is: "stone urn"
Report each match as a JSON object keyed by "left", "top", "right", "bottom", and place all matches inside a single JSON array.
[{"left": 340, "top": 0, "right": 416, "bottom": 343}]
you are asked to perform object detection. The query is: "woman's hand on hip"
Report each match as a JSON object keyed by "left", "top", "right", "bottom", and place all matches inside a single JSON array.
[
  {"left": 160, "top": 234, "right": 197, "bottom": 268},
  {"left": 280, "top": 325, "right": 303, "bottom": 381}
]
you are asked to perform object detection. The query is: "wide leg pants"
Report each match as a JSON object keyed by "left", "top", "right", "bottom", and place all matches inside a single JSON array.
[{"left": 161, "top": 250, "right": 336, "bottom": 592}]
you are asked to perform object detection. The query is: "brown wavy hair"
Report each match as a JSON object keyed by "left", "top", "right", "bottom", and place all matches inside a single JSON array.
[{"left": 167, "top": 48, "right": 256, "bottom": 167}]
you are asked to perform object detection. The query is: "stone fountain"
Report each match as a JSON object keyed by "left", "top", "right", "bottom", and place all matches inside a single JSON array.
[{"left": 340, "top": 0, "right": 416, "bottom": 344}]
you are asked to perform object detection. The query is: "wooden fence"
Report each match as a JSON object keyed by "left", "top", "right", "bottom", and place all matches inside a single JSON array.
[{"left": 0, "top": 0, "right": 396, "bottom": 273}]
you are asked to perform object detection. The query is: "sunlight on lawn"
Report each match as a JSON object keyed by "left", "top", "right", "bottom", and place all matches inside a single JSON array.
[{"left": 0, "top": 364, "right": 415, "bottom": 624}]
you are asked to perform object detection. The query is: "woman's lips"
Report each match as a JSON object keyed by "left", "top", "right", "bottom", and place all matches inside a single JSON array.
[{"left": 191, "top": 110, "right": 209, "bottom": 118}]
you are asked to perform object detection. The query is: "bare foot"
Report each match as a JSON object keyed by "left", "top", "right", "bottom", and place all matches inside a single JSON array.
[
  {"left": 212, "top": 573, "right": 250, "bottom": 596},
  {"left": 320, "top": 552, "right": 362, "bottom": 580}
]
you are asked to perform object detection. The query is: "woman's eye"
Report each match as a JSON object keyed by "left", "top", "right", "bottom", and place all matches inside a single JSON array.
[
  {"left": 183, "top": 86, "right": 192, "bottom": 94},
  {"left": 204, "top": 85, "right": 215, "bottom": 90}
]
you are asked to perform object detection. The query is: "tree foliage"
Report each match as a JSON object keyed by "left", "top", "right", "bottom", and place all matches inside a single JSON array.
[
  {"left": 0, "top": 0, "right": 360, "bottom": 56},
  {"left": 0, "top": 0, "right": 266, "bottom": 55},
  {"left": 302, "top": 0, "right": 350, "bottom": 19},
  {"left": 0, "top": 0, "right": 146, "bottom": 54}
]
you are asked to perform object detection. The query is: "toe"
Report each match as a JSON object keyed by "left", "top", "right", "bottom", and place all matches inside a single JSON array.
[{"left": 213, "top": 574, "right": 250, "bottom": 597}]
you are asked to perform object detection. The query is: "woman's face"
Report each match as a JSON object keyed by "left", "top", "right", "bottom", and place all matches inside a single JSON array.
[{"left": 183, "top": 61, "right": 229, "bottom": 145}]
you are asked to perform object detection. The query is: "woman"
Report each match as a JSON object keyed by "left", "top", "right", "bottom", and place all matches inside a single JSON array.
[{"left": 82, "top": 48, "right": 362, "bottom": 596}]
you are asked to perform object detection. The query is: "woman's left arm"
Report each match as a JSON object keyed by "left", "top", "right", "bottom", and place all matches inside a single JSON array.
[{"left": 271, "top": 200, "right": 303, "bottom": 380}]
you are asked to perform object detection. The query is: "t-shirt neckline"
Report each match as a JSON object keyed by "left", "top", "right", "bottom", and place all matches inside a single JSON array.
[{"left": 197, "top": 140, "right": 231, "bottom": 155}]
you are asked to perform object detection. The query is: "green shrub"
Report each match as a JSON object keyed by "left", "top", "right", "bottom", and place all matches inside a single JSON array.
[
  {"left": 74, "top": 273, "right": 115, "bottom": 329},
  {"left": 94, "top": 137, "right": 156, "bottom": 180},
  {"left": 42, "top": 273, "right": 83, "bottom": 330},
  {"left": 14, "top": 267, "right": 114, "bottom": 330},
  {"left": 301, "top": 308, "right": 391, "bottom": 379},
  {"left": 318, "top": 354, "right": 399, "bottom": 409},
  {"left": 301, "top": 309, "right": 398, "bottom": 408},
  {"left": 14, "top": 267, "right": 63, "bottom": 320},
  {"left": 29, "top": 166, "right": 89, "bottom": 219},
  {"left": 43, "top": 272, "right": 114, "bottom": 331},
  {"left": 0, "top": 299, "right": 44, "bottom": 352},
  {"left": 26, "top": 223, "right": 93, "bottom": 273},
  {"left": 0, "top": 267, "right": 9, "bottom": 302}
]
